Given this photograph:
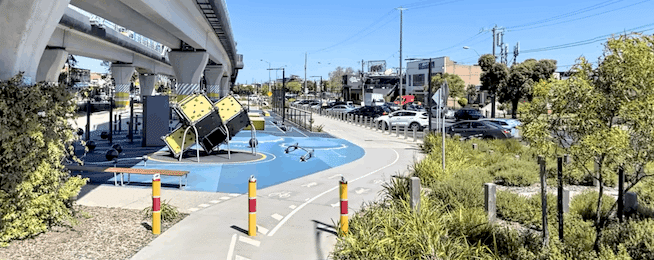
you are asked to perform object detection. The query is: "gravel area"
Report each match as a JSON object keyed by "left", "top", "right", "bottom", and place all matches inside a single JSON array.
[{"left": 0, "top": 205, "right": 187, "bottom": 260}]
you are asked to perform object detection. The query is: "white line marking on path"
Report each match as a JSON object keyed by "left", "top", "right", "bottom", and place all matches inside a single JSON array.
[
  {"left": 328, "top": 174, "right": 341, "bottom": 179},
  {"left": 293, "top": 127, "right": 308, "bottom": 137},
  {"left": 198, "top": 204, "right": 210, "bottom": 208},
  {"left": 257, "top": 225, "right": 269, "bottom": 235},
  {"left": 331, "top": 203, "right": 339, "bottom": 208},
  {"left": 210, "top": 200, "right": 220, "bottom": 204},
  {"left": 271, "top": 213, "right": 284, "bottom": 221},
  {"left": 301, "top": 182, "right": 317, "bottom": 188},
  {"left": 229, "top": 193, "right": 240, "bottom": 197},
  {"left": 289, "top": 205, "right": 297, "bottom": 209},
  {"left": 305, "top": 198, "right": 310, "bottom": 201},
  {"left": 188, "top": 208, "right": 199, "bottom": 212},
  {"left": 268, "top": 149, "right": 400, "bottom": 237},
  {"left": 226, "top": 234, "right": 237, "bottom": 260},
  {"left": 220, "top": 196, "right": 231, "bottom": 200},
  {"left": 239, "top": 235, "right": 261, "bottom": 247},
  {"left": 235, "top": 255, "right": 251, "bottom": 260},
  {"left": 355, "top": 188, "right": 370, "bottom": 194},
  {"left": 330, "top": 149, "right": 346, "bottom": 157}
]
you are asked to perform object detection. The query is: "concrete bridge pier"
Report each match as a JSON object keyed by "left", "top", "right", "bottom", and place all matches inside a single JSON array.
[
  {"left": 111, "top": 64, "right": 135, "bottom": 108},
  {"left": 139, "top": 74, "right": 157, "bottom": 99},
  {"left": 36, "top": 48, "right": 68, "bottom": 83},
  {"left": 0, "top": 0, "right": 70, "bottom": 83},
  {"left": 220, "top": 75, "right": 230, "bottom": 98},
  {"left": 204, "top": 65, "right": 224, "bottom": 100},
  {"left": 169, "top": 51, "right": 209, "bottom": 102}
]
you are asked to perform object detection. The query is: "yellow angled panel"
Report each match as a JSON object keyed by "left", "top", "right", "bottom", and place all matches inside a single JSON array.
[
  {"left": 164, "top": 127, "right": 197, "bottom": 156},
  {"left": 214, "top": 95, "right": 243, "bottom": 122},
  {"left": 177, "top": 94, "right": 214, "bottom": 125}
]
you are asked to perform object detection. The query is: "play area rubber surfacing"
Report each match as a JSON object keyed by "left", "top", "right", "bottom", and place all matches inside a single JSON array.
[{"left": 75, "top": 114, "right": 364, "bottom": 194}]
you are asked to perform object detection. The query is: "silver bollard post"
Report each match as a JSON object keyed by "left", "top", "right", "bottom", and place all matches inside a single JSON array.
[
  {"left": 472, "top": 143, "right": 478, "bottom": 150},
  {"left": 413, "top": 128, "right": 417, "bottom": 142},
  {"left": 396, "top": 124, "right": 399, "bottom": 137},
  {"left": 410, "top": 177, "right": 421, "bottom": 212},
  {"left": 484, "top": 183, "right": 496, "bottom": 222},
  {"left": 405, "top": 125, "right": 409, "bottom": 139}
]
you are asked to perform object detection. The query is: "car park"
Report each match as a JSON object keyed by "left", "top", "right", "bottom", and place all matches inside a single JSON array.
[
  {"left": 454, "top": 108, "right": 485, "bottom": 121},
  {"left": 375, "top": 110, "right": 429, "bottom": 131},
  {"left": 404, "top": 103, "right": 426, "bottom": 112},
  {"left": 325, "top": 104, "right": 355, "bottom": 113},
  {"left": 478, "top": 118, "right": 521, "bottom": 137},
  {"left": 445, "top": 120, "right": 511, "bottom": 139},
  {"left": 430, "top": 106, "right": 455, "bottom": 118},
  {"left": 383, "top": 102, "right": 401, "bottom": 111},
  {"left": 347, "top": 105, "right": 391, "bottom": 118}
]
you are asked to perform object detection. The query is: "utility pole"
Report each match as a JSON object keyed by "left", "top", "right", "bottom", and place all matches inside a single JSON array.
[
  {"left": 397, "top": 7, "right": 407, "bottom": 105},
  {"left": 489, "top": 25, "right": 505, "bottom": 118},
  {"left": 512, "top": 42, "right": 520, "bottom": 66},
  {"left": 304, "top": 52, "right": 307, "bottom": 99}
]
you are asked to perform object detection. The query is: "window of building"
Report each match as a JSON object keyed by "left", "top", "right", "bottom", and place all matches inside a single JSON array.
[{"left": 412, "top": 74, "right": 424, "bottom": 86}]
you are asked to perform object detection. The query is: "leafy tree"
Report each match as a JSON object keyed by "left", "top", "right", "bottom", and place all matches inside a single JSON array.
[
  {"left": 521, "top": 34, "right": 654, "bottom": 252},
  {"left": 0, "top": 74, "right": 87, "bottom": 245},
  {"left": 499, "top": 59, "right": 557, "bottom": 118},
  {"left": 429, "top": 73, "right": 466, "bottom": 107},
  {"left": 478, "top": 54, "right": 509, "bottom": 117},
  {"left": 285, "top": 81, "right": 302, "bottom": 93},
  {"left": 328, "top": 66, "right": 354, "bottom": 95}
]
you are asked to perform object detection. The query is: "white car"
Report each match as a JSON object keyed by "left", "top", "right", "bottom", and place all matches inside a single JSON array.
[
  {"left": 326, "top": 104, "right": 355, "bottom": 113},
  {"left": 374, "top": 110, "right": 429, "bottom": 131}
]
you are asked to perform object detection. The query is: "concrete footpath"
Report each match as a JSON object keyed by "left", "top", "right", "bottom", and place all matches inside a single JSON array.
[{"left": 125, "top": 111, "right": 426, "bottom": 260}]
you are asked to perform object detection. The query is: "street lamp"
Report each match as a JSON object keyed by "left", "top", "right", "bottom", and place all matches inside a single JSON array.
[
  {"left": 260, "top": 59, "right": 271, "bottom": 93},
  {"left": 463, "top": 46, "right": 481, "bottom": 58},
  {"left": 268, "top": 67, "right": 286, "bottom": 123}
]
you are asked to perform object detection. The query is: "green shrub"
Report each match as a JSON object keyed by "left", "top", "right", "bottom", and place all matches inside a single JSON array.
[
  {"left": 429, "top": 168, "right": 493, "bottom": 210},
  {"left": 488, "top": 159, "right": 539, "bottom": 186},
  {"left": 601, "top": 219, "right": 654, "bottom": 259},
  {"left": 496, "top": 191, "right": 557, "bottom": 229},
  {"left": 142, "top": 199, "right": 180, "bottom": 223},
  {"left": 630, "top": 176, "right": 654, "bottom": 210},
  {"left": 569, "top": 190, "right": 616, "bottom": 222},
  {"left": 457, "top": 97, "right": 468, "bottom": 107},
  {"left": 0, "top": 74, "right": 88, "bottom": 246}
]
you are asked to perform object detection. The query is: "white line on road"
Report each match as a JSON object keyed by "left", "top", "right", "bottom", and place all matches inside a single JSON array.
[
  {"left": 330, "top": 203, "right": 339, "bottom": 207},
  {"left": 188, "top": 208, "right": 199, "bottom": 212},
  {"left": 289, "top": 205, "right": 297, "bottom": 209},
  {"left": 220, "top": 196, "right": 231, "bottom": 200},
  {"left": 210, "top": 200, "right": 220, "bottom": 204},
  {"left": 229, "top": 193, "right": 240, "bottom": 197},
  {"left": 355, "top": 188, "right": 370, "bottom": 194},
  {"left": 301, "top": 182, "right": 317, "bottom": 188},
  {"left": 271, "top": 213, "right": 284, "bottom": 221},
  {"left": 239, "top": 235, "right": 261, "bottom": 247},
  {"left": 226, "top": 234, "right": 237, "bottom": 260},
  {"left": 328, "top": 174, "right": 341, "bottom": 179},
  {"left": 257, "top": 225, "right": 269, "bottom": 235},
  {"left": 198, "top": 204, "right": 210, "bottom": 208},
  {"left": 268, "top": 149, "right": 400, "bottom": 237},
  {"left": 235, "top": 255, "right": 251, "bottom": 260}
]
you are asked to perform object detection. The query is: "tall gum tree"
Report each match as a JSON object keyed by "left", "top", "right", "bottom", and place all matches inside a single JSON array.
[
  {"left": 521, "top": 34, "right": 654, "bottom": 252},
  {"left": 500, "top": 58, "right": 557, "bottom": 118}
]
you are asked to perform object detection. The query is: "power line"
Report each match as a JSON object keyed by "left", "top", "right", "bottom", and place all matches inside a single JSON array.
[
  {"left": 521, "top": 22, "right": 654, "bottom": 53},
  {"left": 311, "top": 10, "right": 396, "bottom": 54},
  {"left": 506, "top": 0, "right": 624, "bottom": 29},
  {"left": 508, "top": 0, "right": 652, "bottom": 32}
]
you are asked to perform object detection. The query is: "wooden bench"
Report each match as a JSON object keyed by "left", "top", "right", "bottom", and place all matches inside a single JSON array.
[{"left": 65, "top": 165, "right": 190, "bottom": 189}]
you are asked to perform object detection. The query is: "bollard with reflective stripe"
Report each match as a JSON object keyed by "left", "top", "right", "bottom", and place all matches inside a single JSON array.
[
  {"left": 248, "top": 175, "right": 257, "bottom": 236},
  {"left": 152, "top": 174, "right": 161, "bottom": 235},
  {"left": 339, "top": 176, "right": 348, "bottom": 234}
]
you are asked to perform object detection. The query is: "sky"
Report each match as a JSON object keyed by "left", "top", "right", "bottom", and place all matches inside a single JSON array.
[{"left": 77, "top": 0, "right": 654, "bottom": 85}]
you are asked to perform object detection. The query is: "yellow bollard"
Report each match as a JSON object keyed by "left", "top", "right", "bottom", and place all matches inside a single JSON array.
[
  {"left": 248, "top": 175, "right": 257, "bottom": 236},
  {"left": 152, "top": 173, "right": 161, "bottom": 235},
  {"left": 339, "top": 176, "right": 348, "bottom": 234}
]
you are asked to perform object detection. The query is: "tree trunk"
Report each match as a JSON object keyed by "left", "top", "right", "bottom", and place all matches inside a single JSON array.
[
  {"left": 593, "top": 157, "right": 605, "bottom": 252},
  {"left": 511, "top": 99, "right": 519, "bottom": 119}
]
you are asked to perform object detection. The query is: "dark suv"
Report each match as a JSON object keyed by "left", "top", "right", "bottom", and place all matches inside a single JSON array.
[
  {"left": 454, "top": 108, "right": 485, "bottom": 121},
  {"left": 347, "top": 105, "right": 391, "bottom": 118}
]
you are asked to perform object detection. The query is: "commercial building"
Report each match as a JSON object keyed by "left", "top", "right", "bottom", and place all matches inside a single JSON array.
[{"left": 405, "top": 56, "right": 481, "bottom": 105}]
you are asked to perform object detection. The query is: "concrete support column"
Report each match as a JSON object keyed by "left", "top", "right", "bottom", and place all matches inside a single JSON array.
[
  {"left": 36, "top": 48, "right": 68, "bottom": 83},
  {"left": 169, "top": 51, "right": 209, "bottom": 102},
  {"left": 111, "top": 64, "right": 135, "bottom": 108},
  {"left": 0, "top": 0, "right": 71, "bottom": 83},
  {"left": 220, "top": 76, "right": 230, "bottom": 98},
  {"left": 204, "top": 65, "right": 224, "bottom": 100},
  {"left": 139, "top": 74, "right": 157, "bottom": 99}
]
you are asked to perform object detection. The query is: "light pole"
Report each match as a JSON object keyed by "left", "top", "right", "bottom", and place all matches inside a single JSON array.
[
  {"left": 462, "top": 46, "right": 481, "bottom": 58},
  {"left": 260, "top": 59, "right": 271, "bottom": 94},
  {"left": 310, "top": 75, "right": 323, "bottom": 109},
  {"left": 268, "top": 67, "right": 286, "bottom": 122},
  {"left": 396, "top": 7, "right": 407, "bottom": 105}
]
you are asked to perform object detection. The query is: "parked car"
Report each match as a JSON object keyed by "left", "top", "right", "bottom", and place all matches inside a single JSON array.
[
  {"left": 383, "top": 102, "right": 401, "bottom": 111},
  {"left": 478, "top": 118, "right": 521, "bottom": 137},
  {"left": 303, "top": 101, "right": 320, "bottom": 108},
  {"left": 347, "top": 105, "right": 391, "bottom": 118},
  {"left": 325, "top": 104, "right": 355, "bottom": 113},
  {"left": 445, "top": 120, "right": 511, "bottom": 139},
  {"left": 375, "top": 110, "right": 429, "bottom": 131},
  {"left": 430, "top": 106, "right": 455, "bottom": 119},
  {"left": 292, "top": 100, "right": 311, "bottom": 106},
  {"left": 404, "top": 103, "right": 426, "bottom": 112},
  {"left": 454, "top": 108, "right": 485, "bottom": 121}
]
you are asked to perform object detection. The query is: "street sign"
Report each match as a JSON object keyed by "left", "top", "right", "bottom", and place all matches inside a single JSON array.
[
  {"left": 431, "top": 91, "right": 440, "bottom": 103},
  {"left": 267, "top": 91, "right": 272, "bottom": 97}
]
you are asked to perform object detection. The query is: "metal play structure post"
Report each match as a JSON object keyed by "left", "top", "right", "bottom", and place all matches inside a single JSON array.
[
  {"left": 340, "top": 176, "right": 348, "bottom": 234},
  {"left": 152, "top": 174, "right": 161, "bottom": 235},
  {"left": 249, "top": 175, "right": 257, "bottom": 236}
]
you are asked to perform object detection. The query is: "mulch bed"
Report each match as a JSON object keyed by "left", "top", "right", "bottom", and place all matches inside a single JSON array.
[{"left": 0, "top": 205, "right": 187, "bottom": 260}]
